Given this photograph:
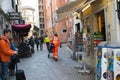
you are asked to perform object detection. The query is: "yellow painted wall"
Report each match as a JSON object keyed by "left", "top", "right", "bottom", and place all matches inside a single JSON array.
[
  {"left": 82, "top": 0, "right": 116, "bottom": 42},
  {"left": 81, "top": 0, "right": 116, "bottom": 69}
]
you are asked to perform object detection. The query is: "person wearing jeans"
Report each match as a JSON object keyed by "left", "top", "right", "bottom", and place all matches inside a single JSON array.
[
  {"left": 1, "top": 62, "right": 9, "bottom": 80},
  {"left": 44, "top": 35, "right": 50, "bottom": 51},
  {"left": 0, "top": 29, "right": 17, "bottom": 80}
]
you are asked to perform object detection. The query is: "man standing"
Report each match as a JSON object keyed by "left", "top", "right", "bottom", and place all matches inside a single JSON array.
[
  {"left": 0, "top": 29, "right": 17, "bottom": 80},
  {"left": 50, "top": 34, "right": 60, "bottom": 61}
]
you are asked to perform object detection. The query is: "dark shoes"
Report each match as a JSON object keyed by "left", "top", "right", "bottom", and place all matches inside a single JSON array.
[
  {"left": 9, "top": 70, "right": 15, "bottom": 76},
  {"left": 53, "top": 57, "right": 58, "bottom": 61},
  {"left": 55, "top": 58, "right": 58, "bottom": 61}
]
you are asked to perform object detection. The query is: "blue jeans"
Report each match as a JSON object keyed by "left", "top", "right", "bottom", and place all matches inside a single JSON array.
[{"left": 1, "top": 62, "right": 9, "bottom": 80}]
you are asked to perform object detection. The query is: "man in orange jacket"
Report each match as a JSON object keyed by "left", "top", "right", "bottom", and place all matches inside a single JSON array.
[
  {"left": 50, "top": 34, "right": 60, "bottom": 61},
  {"left": 0, "top": 29, "right": 18, "bottom": 80}
]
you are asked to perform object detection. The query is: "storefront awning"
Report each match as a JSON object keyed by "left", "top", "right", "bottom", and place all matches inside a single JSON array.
[
  {"left": 12, "top": 24, "right": 31, "bottom": 30},
  {"left": 12, "top": 24, "right": 31, "bottom": 37}
]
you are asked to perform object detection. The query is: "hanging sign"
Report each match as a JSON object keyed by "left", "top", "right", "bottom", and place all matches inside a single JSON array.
[{"left": 8, "top": 12, "right": 21, "bottom": 20}]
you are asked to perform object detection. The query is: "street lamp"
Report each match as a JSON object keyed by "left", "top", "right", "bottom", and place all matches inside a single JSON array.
[{"left": 116, "top": 0, "right": 120, "bottom": 19}]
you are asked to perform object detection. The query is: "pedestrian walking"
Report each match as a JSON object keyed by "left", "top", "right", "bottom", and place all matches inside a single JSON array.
[
  {"left": 0, "top": 29, "right": 18, "bottom": 80},
  {"left": 29, "top": 36, "right": 35, "bottom": 53},
  {"left": 44, "top": 35, "right": 50, "bottom": 51},
  {"left": 50, "top": 34, "right": 60, "bottom": 61},
  {"left": 35, "top": 36, "right": 39, "bottom": 51},
  {"left": 39, "top": 36, "right": 44, "bottom": 50}
]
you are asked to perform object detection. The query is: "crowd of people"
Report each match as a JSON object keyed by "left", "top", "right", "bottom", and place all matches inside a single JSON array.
[{"left": 0, "top": 28, "right": 61, "bottom": 80}]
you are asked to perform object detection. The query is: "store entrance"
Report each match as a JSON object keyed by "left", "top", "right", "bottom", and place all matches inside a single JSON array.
[
  {"left": 75, "top": 23, "right": 80, "bottom": 32},
  {"left": 94, "top": 10, "right": 106, "bottom": 47},
  {"left": 96, "top": 10, "right": 106, "bottom": 41}
]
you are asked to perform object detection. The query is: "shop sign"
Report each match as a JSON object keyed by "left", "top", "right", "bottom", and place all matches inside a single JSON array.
[{"left": 8, "top": 12, "right": 21, "bottom": 20}]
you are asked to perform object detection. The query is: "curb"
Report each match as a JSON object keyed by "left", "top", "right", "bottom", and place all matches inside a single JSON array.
[{"left": 66, "top": 47, "right": 73, "bottom": 58}]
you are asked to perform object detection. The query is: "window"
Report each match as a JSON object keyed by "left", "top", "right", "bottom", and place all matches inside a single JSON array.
[
  {"left": 40, "top": 30, "right": 44, "bottom": 35},
  {"left": 11, "top": 0, "right": 15, "bottom": 9},
  {"left": 62, "top": 29, "right": 67, "bottom": 34},
  {"left": 38, "top": 0, "right": 42, "bottom": 4}
]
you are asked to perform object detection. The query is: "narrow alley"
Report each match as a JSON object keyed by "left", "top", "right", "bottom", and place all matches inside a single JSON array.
[{"left": 9, "top": 44, "right": 95, "bottom": 80}]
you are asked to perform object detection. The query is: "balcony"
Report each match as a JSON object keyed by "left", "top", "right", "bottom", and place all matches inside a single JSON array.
[
  {"left": 39, "top": 10, "right": 43, "bottom": 12},
  {"left": 39, "top": 22, "right": 44, "bottom": 24},
  {"left": 39, "top": 16, "right": 44, "bottom": 18}
]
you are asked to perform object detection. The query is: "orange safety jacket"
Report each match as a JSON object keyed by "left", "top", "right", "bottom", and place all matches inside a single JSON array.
[
  {"left": 0, "top": 36, "right": 15, "bottom": 62},
  {"left": 50, "top": 36, "right": 60, "bottom": 47}
]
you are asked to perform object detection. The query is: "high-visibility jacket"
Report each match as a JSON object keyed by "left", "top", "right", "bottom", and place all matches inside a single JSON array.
[
  {"left": 0, "top": 36, "right": 15, "bottom": 62},
  {"left": 44, "top": 37, "right": 50, "bottom": 43},
  {"left": 52, "top": 36, "right": 60, "bottom": 47}
]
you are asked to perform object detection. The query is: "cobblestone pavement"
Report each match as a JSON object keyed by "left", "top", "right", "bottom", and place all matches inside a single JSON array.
[{"left": 9, "top": 44, "right": 95, "bottom": 80}]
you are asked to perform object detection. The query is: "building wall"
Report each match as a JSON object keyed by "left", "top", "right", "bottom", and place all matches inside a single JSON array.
[
  {"left": 21, "top": 6, "right": 35, "bottom": 38},
  {"left": 43, "top": 0, "right": 72, "bottom": 42},
  {"left": 55, "top": 0, "right": 72, "bottom": 43},
  {"left": 114, "top": 0, "right": 120, "bottom": 41},
  {"left": 55, "top": 20, "right": 68, "bottom": 43},
  {"left": 57, "top": 0, "right": 71, "bottom": 7},
  {"left": 38, "top": 0, "right": 44, "bottom": 36},
  {"left": 1, "top": 0, "right": 14, "bottom": 12},
  {"left": 0, "top": 0, "right": 16, "bottom": 36},
  {"left": 43, "top": 0, "right": 53, "bottom": 37}
]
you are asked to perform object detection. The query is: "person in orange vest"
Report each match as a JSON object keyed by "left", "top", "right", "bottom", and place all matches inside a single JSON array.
[{"left": 50, "top": 34, "right": 60, "bottom": 61}]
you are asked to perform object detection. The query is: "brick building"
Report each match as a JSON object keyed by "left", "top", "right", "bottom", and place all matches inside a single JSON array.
[{"left": 43, "top": 0, "right": 72, "bottom": 43}]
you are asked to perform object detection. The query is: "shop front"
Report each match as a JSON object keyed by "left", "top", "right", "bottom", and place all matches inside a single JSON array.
[
  {"left": 78, "top": 0, "right": 117, "bottom": 70},
  {"left": 12, "top": 24, "right": 31, "bottom": 43}
]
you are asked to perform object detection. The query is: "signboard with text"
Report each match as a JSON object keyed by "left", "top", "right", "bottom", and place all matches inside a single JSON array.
[{"left": 8, "top": 12, "right": 21, "bottom": 20}]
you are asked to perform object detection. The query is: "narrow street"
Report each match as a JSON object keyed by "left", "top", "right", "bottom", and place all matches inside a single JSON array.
[{"left": 10, "top": 44, "right": 95, "bottom": 80}]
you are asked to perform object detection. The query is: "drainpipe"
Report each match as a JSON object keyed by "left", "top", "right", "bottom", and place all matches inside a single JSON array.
[
  {"left": 71, "top": 14, "right": 76, "bottom": 60},
  {"left": 50, "top": 0, "right": 54, "bottom": 34}
]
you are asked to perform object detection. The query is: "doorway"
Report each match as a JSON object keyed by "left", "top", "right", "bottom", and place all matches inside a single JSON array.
[
  {"left": 96, "top": 10, "right": 106, "bottom": 41},
  {"left": 75, "top": 23, "right": 80, "bottom": 32}
]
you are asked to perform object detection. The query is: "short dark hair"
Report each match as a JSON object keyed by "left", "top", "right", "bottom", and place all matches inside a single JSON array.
[
  {"left": 3, "top": 29, "right": 12, "bottom": 35},
  {"left": 54, "top": 34, "right": 57, "bottom": 36}
]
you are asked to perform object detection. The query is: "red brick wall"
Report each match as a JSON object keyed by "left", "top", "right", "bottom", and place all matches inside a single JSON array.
[
  {"left": 43, "top": 0, "right": 72, "bottom": 43},
  {"left": 43, "top": 0, "right": 53, "bottom": 36}
]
